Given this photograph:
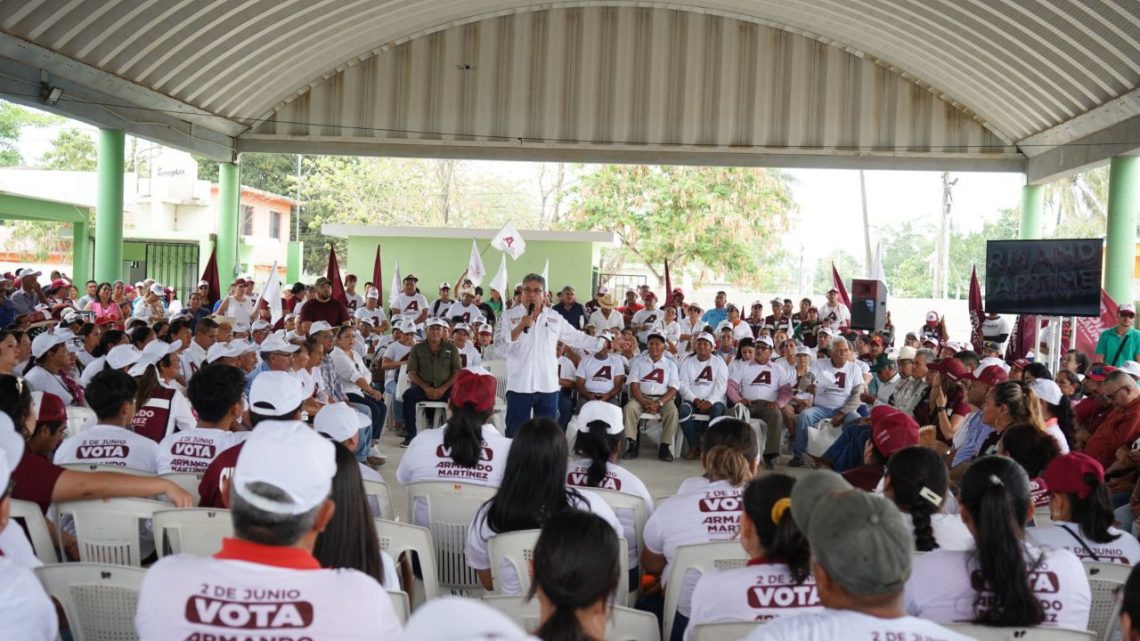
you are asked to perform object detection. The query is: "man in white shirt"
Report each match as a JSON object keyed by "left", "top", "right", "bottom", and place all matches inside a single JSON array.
[
  {"left": 631, "top": 293, "right": 662, "bottom": 346},
  {"left": 862, "top": 356, "right": 901, "bottom": 407},
  {"left": 452, "top": 323, "right": 482, "bottom": 368},
  {"left": 746, "top": 472, "right": 972, "bottom": 641},
  {"left": 182, "top": 317, "right": 218, "bottom": 381},
  {"left": 575, "top": 334, "right": 626, "bottom": 406},
  {"left": 447, "top": 288, "right": 482, "bottom": 325},
  {"left": 54, "top": 369, "right": 160, "bottom": 473},
  {"left": 791, "top": 337, "right": 866, "bottom": 467},
  {"left": 981, "top": 311, "right": 1012, "bottom": 353},
  {"left": 818, "top": 288, "right": 850, "bottom": 330},
  {"left": 136, "top": 420, "right": 403, "bottom": 640},
  {"left": 622, "top": 330, "right": 680, "bottom": 461},
  {"left": 390, "top": 274, "right": 429, "bottom": 328},
  {"left": 343, "top": 273, "right": 364, "bottom": 313},
  {"left": 430, "top": 281, "right": 454, "bottom": 319},
  {"left": 353, "top": 289, "right": 389, "bottom": 333},
  {"left": 733, "top": 335, "right": 793, "bottom": 468},
  {"left": 678, "top": 333, "right": 728, "bottom": 459},
  {"left": 500, "top": 273, "right": 631, "bottom": 438},
  {"left": 587, "top": 292, "right": 625, "bottom": 335},
  {"left": 157, "top": 363, "right": 248, "bottom": 474}
]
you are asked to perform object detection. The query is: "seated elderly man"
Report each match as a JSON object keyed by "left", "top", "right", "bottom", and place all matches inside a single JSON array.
[
  {"left": 790, "top": 337, "right": 866, "bottom": 467},
  {"left": 678, "top": 332, "right": 728, "bottom": 459}
]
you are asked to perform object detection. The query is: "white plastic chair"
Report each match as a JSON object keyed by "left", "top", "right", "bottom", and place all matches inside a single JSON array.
[
  {"left": 376, "top": 518, "right": 441, "bottom": 601},
  {"left": 9, "top": 499, "right": 59, "bottom": 564},
  {"left": 35, "top": 563, "right": 146, "bottom": 641},
  {"left": 405, "top": 481, "right": 498, "bottom": 595},
  {"left": 416, "top": 401, "right": 449, "bottom": 431},
  {"left": 589, "top": 487, "right": 651, "bottom": 600},
  {"left": 481, "top": 595, "right": 660, "bottom": 640},
  {"left": 61, "top": 463, "right": 152, "bottom": 476},
  {"left": 152, "top": 508, "right": 232, "bottom": 557},
  {"left": 363, "top": 478, "right": 395, "bottom": 520},
  {"left": 54, "top": 497, "right": 166, "bottom": 566},
  {"left": 65, "top": 405, "right": 97, "bottom": 438},
  {"left": 489, "top": 529, "right": 629, "bottom": 599},
  {"left": 1085, "top": 561, "right": 1131, "bottom": 641},
  {"left": 943, "top": 624, "right": 1095, "bottom": 640},
  {"left": 662, "top": 541, "right": 749, "bottom": 638},
  {"left": 387, "top": 589, "right": 411, "bottom": 624},
  {"left": 396, "top": 364, "right": 411, "bottom": 397},
  {"left": 483, "top": 360, "right": 508, "bottom": 399},
  {"left": 159, "top": 472, "right": 203, "bottom": 505},
  {"left": 1033, "top": 507, "right": 1054, "bottom": 528},
  {"left": 689, "top": 621, "right": 762, "bottom": 641},
  {"left": 636, "top": 412, "right": 681, "bottom": 456}
]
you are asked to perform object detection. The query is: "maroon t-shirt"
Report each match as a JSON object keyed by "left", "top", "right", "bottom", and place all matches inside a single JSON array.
[
  {"left": 197, "top": 442, "right": 244, "bottom": 508},
  {"left": 299, "top": 298, "right": 349, "bottom": 327},
  {"left": 12, "top": 451, "right": 66, "bottom": 514}
]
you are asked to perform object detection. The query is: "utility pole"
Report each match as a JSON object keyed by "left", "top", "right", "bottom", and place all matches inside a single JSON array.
[
  {"left": 294, "top": 154, "right": 302, "bottom": 242},
  {"left": 859, "top": 170, "right": 872, "bottom": 275},
  {"left": 934, "top": 172, "right": 957, "bottom": 299}
]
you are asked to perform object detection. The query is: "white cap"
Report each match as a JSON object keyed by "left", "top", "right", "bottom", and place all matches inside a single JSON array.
[
  {"left": 578, "top": 401, "right": 623, "bottom": 435},
  {"left": 926, "top": 311, "right": 939, "bottom": 322},
  {"left": 1120, "top": 303, "right": 1136, "bottom": 315},
  {"left": 366, "top": 289, "right": 379, "bottom": 299},
  {"left": 397, "top": 319, "right": 417, "bottom": 334},
  {"left": 439, "top": 281, "right": 451, "bottom": 290},
  {"left": 715, "top": 320, "right": 733, "bottom": 334},
  {"left": 198, "top": 280, "right": 210, "bottom": 288},
  {"left": 259, "top": 333, "right": 299, "bottom": 354},
  {"left": 696, "top": 332, "right": 715, "bottom": 344},
  {"left": 15, "top": 267, "right": 41, "bottom": 279},
  {"left": 755, "top": 335, "right": 775, "bottom": 348},
  {"left": 31, "top": 332, "right": 67, "bottom": 359},
  {"left": 232, "top": 420, "right": 335, "bottom": 515},
  {"left": 897, "top": 346, "right": 917, "bottom": 361},
  {"left": 794, "top": 345, "right": 812, "bottom": 356},
  {"left": 358, "top": 316, "right": 376, "bottom": 327},
  {"left": 1030, "top": 378, "right": 1063, "bottom": 406},
  {"left": 426, "top": 318, "right": 448, "bottom": 329},
  {"left": 128, "top": 339, "right": 183, "bottom": 376},
  {"left": 1120, "top": 361, "right": 1140, "bottom": 379},
  {"left": 233, "top": 321, "right": 251, "bottom": 334},
  {"left": 400, "top": 597, "right": 531, "bottom": 641},
  {"left": 470, "top": 314, "right": 487, "bottom": 325},
  {"left": 60, "top": 307, "right": 80, "bottom": 323},
  {"left": 206, "top": 342, "right": 243, "bottom": 362},
  {"left": 478, "top": 324, "right": 493, "bottom": 335},
  {"left": 251, "top": 319, "right": 271, "bottom": 331},
  {"left": 0, "top": 412, "right": 24, "bottom": 492},
  {"left": 307, "top": 321, "right": 333, "bottom": 336},
  {"left": 107, "top": 344, "right": 141, "bottom": 370},
  {"left": 249, "top": 371, "right": 303, "bottom": 416},
  {"left": 452, "top": 323, "right": 471, "bottom": 334},
  {"left": 149, "top": 283, "right": 165, "bottom": 296},
  {"left": 314, "top": 402, "right": 370, "bottom": 443}
]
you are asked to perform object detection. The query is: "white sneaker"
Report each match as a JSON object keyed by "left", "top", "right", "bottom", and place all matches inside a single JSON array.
[{"left": 367, "top": 444, "right": 387, "bottom": 466}]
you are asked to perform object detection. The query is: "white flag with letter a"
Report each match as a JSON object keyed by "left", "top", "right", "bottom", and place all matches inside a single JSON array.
[{"left": 490, "top": 222, "right": 526, "bottom": 260}]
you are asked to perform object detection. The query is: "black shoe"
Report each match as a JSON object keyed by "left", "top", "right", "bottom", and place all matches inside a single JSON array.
[
  {"left": 763, "top": 454, "right": 777, "bottom": 470},
  {"left": 622, "top": 439, "right": 639, "bottom": 460},
  {"left": 787, "top": 456, "right": 804, "bottom": 468},
  {"left": 658, "top": 444, "right": 673, "bottom": 462}
]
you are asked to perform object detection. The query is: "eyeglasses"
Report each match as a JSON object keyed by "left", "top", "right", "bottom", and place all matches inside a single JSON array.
[{"left": 522, "top": 287, "right": 544, "bottom": 294}]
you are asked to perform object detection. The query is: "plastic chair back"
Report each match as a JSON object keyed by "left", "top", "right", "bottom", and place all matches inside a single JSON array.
[
  {"left": 481, "top": 596, "right": 660, "bottom": 640},
  {"left": 387, "top": 589, "right": 410, "bottom": 624},
  {"left": 159, "top": 472, "right": 203, "bottom": 505},
  {"left": 689, "top": 621, "right": 762, "bottom": 641},
  {"left": 405, "top": 481, "right": 497, "bottom": 594},
  {"left": 375, "top": 518, "right": 441, "bottom": 601},
  {"left": 61, "top": 463, "right": 152, "bottom": 475},
  {"left": 152, "top": 508, "right": 232, "bottom": 558},
  {"left": 9, "top": 498, "right": 59, "bottom": 564},
  {"left": 363, "top": 478, "right": 394, "bottom": 520},
  {"left": 943, "top": 623, "right": 1095, "bottom": 640},
  {"left": 1085, "top": 561, "right": 1130, "bottom": 641},
  {"left": 662, "top": 541, "right": 749, "bottom": 638},
  {"left": 65, "top": 405, "right": 97, "bottom": 438},
  {"left": 54, "top": 498, "right": 166, "bottom": 566},
  {"left": 488, "top": 529, "right": 540, "bottom": 594},
  {"left": 35, "top": 563, "right": 146, "bottom": 641}
]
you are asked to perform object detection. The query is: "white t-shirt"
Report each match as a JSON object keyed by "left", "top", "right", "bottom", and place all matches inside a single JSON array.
[
  {"left": 457, "top": 343, "right": 482, "bottom": 368},
  {"left": 54, "top": 424, "right": 160, "bottom": 473},
  {"left": 643, "top": 479, "right": 743, "bottom": 617},
  {"left": 679, "top": 356, "right": 729, "bottom": 404},
  {"left": 687, "top": 563, "right": 821, "bottom": 639},
  {"left": 396, "top": 425, "right": 510, "bottom": 528},
  {"left": 134, "top": 553, "right": 403, "bottom": 641},
  {"left": 354, "top": 305, "right": 388, "bottom": 327},
  {"left": 817, "top": 303, "right": 850, "bottom": 328},
  {"left": 446, "top": 302, "right": 482, "bottom": 324},
  {"left": 905, "top": 544, "right": 1091, "bottom": 629},
  {"left": 465, "top": 489, "right": 620, "bottom": 595},
  {"left": 982, "top": 315, "right": 1012, "bottom": 345},
  {"left": 566, "top": 458, "right": 654, "bottom": 569},
  {"left": 588, "top": 308, "right": 625, "bottom": 334},
  {"left": 734, "top": 360, "right": 793, "bottom": 403},
  {"left": 1043, "top": 418, "right": 1071, "bottom": 455},
  {"left": 156, "top": 428, "right": 248, "bottom": 474},
  {"left": 222, "top": 296, "right": 254, "bottom": 325},
  {"left": 344, "top": 291, "right": 364, "bottom": 313},
  {"left": 628, "top": 355, "right": 679, "bottom": 397},
  {"left": 809, "top": 359, "right": 864, "bottom": 409},
  {"left": 575, "top": 353, "right": 626, "bottom": 395},
  {"left": 899, "top": 512, "right": 974, "bottom": 552},
  {"left": 24, "top": 365, "right": 74, "bottom": 406},
  {"left": 381, "top": 342, "right": 413, "bottom": 385},
  {"left": 0, "top": 557, "right": 57, "bottom": 641},
  {"left": 1028, "top": 522, "right": 1140, "bottom": 565},
  {"left": 744, "top": 608, "right": 973, "bottom": 641},
  {"left": 0, "top": 524, "right": 41, "bottom": 569},
  {"left": 632, "top": 308, "right": 663, "bottom": 344},
  {"left": 558, "top": 355, "right": 577, "bottom": 383},
  {"left": 393, "top": 292, "right": 429, "bottom": 321},
  {"left": 294, "top": 367, "right": 317, "bottom": 399}
]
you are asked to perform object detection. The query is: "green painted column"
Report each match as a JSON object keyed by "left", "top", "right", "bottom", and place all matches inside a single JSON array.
[
  {"left": 72, "top": 220, "right": 90, "bottom": 284},
  {"left": 1105, "top": 156, "right": 1139, "bottom": 305},
  {"left": 216, "top": 162, "right": 241, "bottom": 286},
  {"left": 1019, "top": 183, "right": 1045, "bottom": 240},
  {"left": 94, "top": 129, "right": 125, "bottom": 283},
  {"left": 287, "top": 240, "right": 303, "bottom": 282}
]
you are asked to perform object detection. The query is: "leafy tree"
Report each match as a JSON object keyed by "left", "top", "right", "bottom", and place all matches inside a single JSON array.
[
  {"left": 0, "top": 101, "right": 61, "bottom": 166},
  {"left": 562, "top": 165, "right": 796, "bottom": 289},
  {"left": 813, "top": 250, "right": 863, "bottom": 295},
  {"left": 40, "top": 127, "right": 97, "bottom": 170}
]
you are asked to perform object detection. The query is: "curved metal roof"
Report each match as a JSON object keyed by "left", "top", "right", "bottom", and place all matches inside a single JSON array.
[{"left": 1, "top": 1, "right": 1137, "bottom": 180}]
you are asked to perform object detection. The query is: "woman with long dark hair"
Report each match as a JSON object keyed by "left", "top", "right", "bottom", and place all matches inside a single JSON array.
[
  {"left": 86, "top": 282, "right": 122, "bottom": 327},
  {"left": 688, "top": 474, "right": 820, "bottom": 632},
  {"left": 1029, "top": 378, "right": 1074, "bottom": 454},
  {"left": 465, "top": 417, "right": 620, "bottom": 594},
  {"left": 885, "top": 446, "right": 972, "bottom": 551},
  {"left": 128, "top": 340, "right": 194, "bottom": 442},
  {"left": 0, "top": 330, "right": 21, "bottom": 376},
  {"left": 397, "top": 368, "right": 511, "bottom": 526},
  {"left": 1030, "top": 452, "right": 1140, "bottom": 564},
  {"left": 999, "top": 424, "right": 1061, "bottom": 511},
  {"left": 906, "top": 455, "right": 1090, "bottom": 629},
  {"left": 974, "top": 381, "right": 1046, "bottom": 459}
]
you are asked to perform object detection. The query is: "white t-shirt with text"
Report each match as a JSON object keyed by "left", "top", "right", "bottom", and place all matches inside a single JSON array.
[
  {"left": 54, "top": 424, "right": 160, "bottom": 473},
  {"left": 688, "top": 563, "right": 821, "bottom": 640},
  {"left": 1028, "top": 522, "right": 1140, "bottom": 565},
  {"left": 809, "top": 359, "right": 865, "bottom": 409},
  {"left": 744, "top": 608, "right": 973, "bottom": 641},
  {"left": 156, "top": 428, "right": 248, "bottom": 474}
]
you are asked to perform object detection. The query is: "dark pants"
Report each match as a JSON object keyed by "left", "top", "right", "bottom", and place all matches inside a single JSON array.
[
  {"left": 823, "top": 421, "right": 873, "bottom": 472},
  {"left": 557, "top": 389, "right": 575, "bottom": 431},
  {"left": 346, "top": 392, "right": 385, "bottom": 459},
  {"left": 401, "top": 385, "right": 450, "bottom": 442},
  {"left": 505, "top": 390, "right": 559, "bottom": 438},
  {"left": 679, "top": 401, "right": 726, "bottom": 452}
]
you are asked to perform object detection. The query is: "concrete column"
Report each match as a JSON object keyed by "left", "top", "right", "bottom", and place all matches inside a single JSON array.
[
  {"left": 287, "top": 240, "right": 303, "bottom": 283},
  {"left": 72, "top": 220, "right": 90, "bottom": 284},
  {"left": 1106, "top": 156, "right": 1139, "bottom": 304},
  {"left": 216, "top": 162, "right": 241, "bottom": 286},
  {"left": 94, "top": 129, "right": 125, "bottom": 283},
  {"left": 1019, "top": 184, "right": 1045, "bottom": 240}
]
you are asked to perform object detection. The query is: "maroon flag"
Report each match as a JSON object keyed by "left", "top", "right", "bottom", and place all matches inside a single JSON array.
[
  {"left": 372, "top": 244, "right": 383, "bottom": 305},
  {"left": 831, "top": 263, "right": 851, "bottom": 308},
  {"left": 1006, "top": 289, "right": 1118, "bottom": 360},
  {"left": 968, "top": 266, "right": 984, "bottom": 349},
  {"left": 199, "top": 246, "right": 221, "bottom": 307},
  {"left": 664, "top": 259, "right": 673, "bottom": 308},
  {"left": 326, "top": 245, "right": 349, "bottom": 308}
]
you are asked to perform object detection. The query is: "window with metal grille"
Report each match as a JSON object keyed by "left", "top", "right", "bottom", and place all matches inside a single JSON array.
[
  {"left": 241, "top": 205, "right": 254, "bottom": 236},
  {"left": 270, "top": 211, "right": 282, "bottom": 240}
]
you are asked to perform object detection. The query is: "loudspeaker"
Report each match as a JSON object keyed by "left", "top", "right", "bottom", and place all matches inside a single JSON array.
[{"left": 850, "top": 279, "right": 887, "bottom": 331}]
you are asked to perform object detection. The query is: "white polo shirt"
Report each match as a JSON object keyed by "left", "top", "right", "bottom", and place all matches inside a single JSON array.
[
  {"left": 588, "top": 308, "right": 625, "bottom": 334},
  {"left": 156, "top": 428, "right": 248, "bottom": 474},
  {"left": 631, "top": 308, "right": 663, "bottom": 344},
  {"left": 381, "top": 342, "right": 413, "bottom": 385},
  {"left": 687, "top": 563, "right": 821, "bottom": 639},
  {"left": 0, "top": 557, "right": 57, "bottom": 641},
  {"left": 54, "top": 424, "right": 160, "bottom": 473},
  {"left": 575, "top": 353, "right": 626, "bottom": 395},
  {"left": 809, "top": 359, "right": 865, "bottom": 409},
  {"left": 905, "top": 543, "right": 1090, "bottom": 630},
  {"left": 1028, "top": 522, "right": 1140, "bottom": 565},
  {"left": 354, "top": 305, "right": 388, "bottom": 327},
  {"left": 500, "top": 306, "right": 607, "bottom": 394},
  {"left": 734, "top": 359, "right": 792, "bottom": 403},
  {"left": 566, "top": 458, "right": 654, "bottom": 569},
  {"left": 396, "top": 425, "right": 510, "bottom": 528},
  {"left": 184, "top": 340, "right": 209, "bottom": 378},
  {"left": 679, "top": 355, "right": 728, "bottom": 404},
  {"left": 628, "top": 354, "right": 679, "bottom": 397},
  {"left": 743, "top": 609, "right": 973, "bottom": 641}
]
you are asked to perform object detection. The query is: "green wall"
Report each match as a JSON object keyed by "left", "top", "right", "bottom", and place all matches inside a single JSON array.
[{"left": 342, "top": 234, "right": 598, "bottom": 300}]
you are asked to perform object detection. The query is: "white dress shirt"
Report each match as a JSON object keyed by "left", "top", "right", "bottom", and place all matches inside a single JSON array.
[{"left": 499, "top": 305, "right": 607, "bottom": 394}]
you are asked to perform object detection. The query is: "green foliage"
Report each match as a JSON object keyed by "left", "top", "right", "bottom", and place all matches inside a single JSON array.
[
  {"left": 562, "top": 165, "right": 796, "bottom": 288},
  {"left": 40, "top": 127, "right": 97, "bottom": 170},
  {"left": 813, "top": 250, "right": 862, "bottom": 294},
  {"left": 0, "top": 100, "right": 62, "bottom": 166}
]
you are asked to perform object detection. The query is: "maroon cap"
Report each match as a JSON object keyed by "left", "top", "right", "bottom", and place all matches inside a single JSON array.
[
  {"left": 36, "top": 391, "right": 68, "bottom": 424},
  {"left": 869, "top": 405, "right": 901, "bottom": 424},
  {"left": 1043, "top": 453, "right": 1104, "bottom": 500},
  {"left": 872, "top": 412, "right": 920, "bottom": 458},
  {"left": 932, "top": 358, "right": 970, "bottom": 382},
  {"left": 449, "top": 368, "right": 496, "bottom": 413},
  {"left": 1085, "top": 364, "right": 1117, "bottom": 382},
  {"left": 970, "top": 365, "right": 1009, "bottom": 387},
  {"left": 1011, "top": 358, "right": 1031, "bottom": 371}
]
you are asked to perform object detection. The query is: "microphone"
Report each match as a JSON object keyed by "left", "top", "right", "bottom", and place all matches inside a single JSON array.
[{"left": 523, "top": 303, "right": 535, "bottom": 333}]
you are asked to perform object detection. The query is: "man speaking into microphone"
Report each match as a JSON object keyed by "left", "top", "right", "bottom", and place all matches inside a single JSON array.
[{"left": 500, "top": 273, "right": 632, "bottom": 437}]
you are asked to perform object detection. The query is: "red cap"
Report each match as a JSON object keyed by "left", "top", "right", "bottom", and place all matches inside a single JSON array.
[
  {"left": 970, "top": 365, "right": 1009, "bottom": 387},
  {"left": 1011, "top": 358, "right": 1031, "bottom": 371},
  {"left": 932, "top": 358, "right": 970, "bottom": 381},
  {"left": 872, "top": 411, "right": 919, "bottom": 458},
  {"left": 95, "top": 316, "right": 116, "bottom": 326},
  {"left": 49, "top": 278, "right": 69, "bottom": 290},
  {"left": 1043, "top": 452, "right": 1104, "bottom": 500},
  {"left": 869, "top": 405, "right": 901, "bottom": 424},
  {"left": 36, "top": 391, "right": 68, "bottom": 424},
  {"left": 449, "top": 368, "right": 496, "bottom": 413},
  {"left": 1085, "top": 364, "right": 1117, "bottom": 382}
]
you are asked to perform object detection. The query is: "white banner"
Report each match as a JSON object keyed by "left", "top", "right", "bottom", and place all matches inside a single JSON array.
[
  {"left": 489, "top": 253, "right": 508, "bottom": 295},
  {"left": 490, "top": 221, "right": 526, "bottom": 260},
  {"left": 260, "top": 262, "right": 283, "bottom": 324},
  {"left": 467, "top": 239, "right": 486, "bottom": 287},
  {"left": 389, "top": 259, "right": 401, "bottom": 307}
]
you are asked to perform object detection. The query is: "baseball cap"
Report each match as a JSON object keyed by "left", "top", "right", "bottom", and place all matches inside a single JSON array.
[
  {"left": 980, "top": 341, "right": 1001, "bottom": 353},
  {"left": 259, "top": 333, "right": 300, "bottom": 354},
  {"left": 403, "top": 274, "right": 419, "bottom": 282},
  {"left": 827, "top": 287, "right": 838, "bottom": 294},
  {"left": 307, "top": 320, "right": 334, "bottom": 336},
  {"left": 696, "top": 332, "right": 715, "bottom": 345},
  {"left": 645, "top": 328, "right": 667, "bottom": 343},
  {"left": 452, "top": 323, "right": 471, "bottom": 334},
  {"left": 16, "top": 267, "right": 42, "bottom": 280},
  {"left": 716, "top": 321, "right": 733, "bottom": 334},
  {"left": 1120, "top": 361, "right": 1140, "bottom": 379},
  {"left": 251, "top": 319, "right": 271, "bottom": 332},
  {"left": 128, "top": 339, "right": 183, "bottom": 377},
  {"left": 426, "top": 317, "right": 448, "bottom": 329},
  {"left": 478, "top": 324, "right": 494, "bottom": 335},
  {"left": 896, "top": 346, "right": 917, "bottom": 361},
  {"left": 1030, "top": 378, "right": 1063, "bottom": 406},
  {"left": 31, "top": 332, "right": 67, "bottom": 359},
  {"left": 198, "top": 280, "right": 210, "bottom": 288},
  {"left": 233, "top": 321, "right": 251, "bottom": 334},
  {"left": 971, "top": 365, "right": 1009, "bottom": 387},
  {"left": 232, "top": 420, "right": 335, "bottom": 515},
  {"left": 755, "top": 335, "right": 774, "bottom": 348},
  {"left": 249, "top": 371, "right": 304, "bottom": 416},
  {"left": 931, "top": 358, "right": 969, "bottom": 381},
  {"left": 872, "top": 410, "right": 920, "bottom": 458},
  {"left": 439, "top": 282, "right": 451, "bottom": 290},
  {"left": 925, "top": 311, "right": 939, "bottom": 323},
  {"left": 31, "top": 391, "right": 68, "bottom": 424},
  {"left": 314, "top": 402, "right": 371, "bottom": 443},
  {"left": 397, "top": 319, "right": 417, "bottom": 334},
  {"left": 794, "top": 346, "right": 812, "bottom": 356},
  {"left": 107, "top": 344, "right": 141, "bottom": 370},
  {"left": 578, "top": 400, "right": 623, "bottom": 435},
  {"left": 206, "top": 342, "right": 243, "bottom": 363},
  {"left": 366, "top": 289, "right": 379, "bottom": 299},
  {"left": 400, "top": 597, "right": 530, "bottom": 641},
  {"left": 1119, "top": 303, "right": 1136, "bottom": 316},
  {"left": 1043, "top": 453, "right": 1105, "bottom": 500},
  {"left": 791, "top": 470, "right": 912, "bottom": 595},
  {"left": 149, "top": 283, "right": 165, "bottom": 296},
  {"left": 449, "top": 367, "right": 497, "bottom": 413},
  {"left": 1085, "top": 364, "right": 1117, "bottom": 382}
]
